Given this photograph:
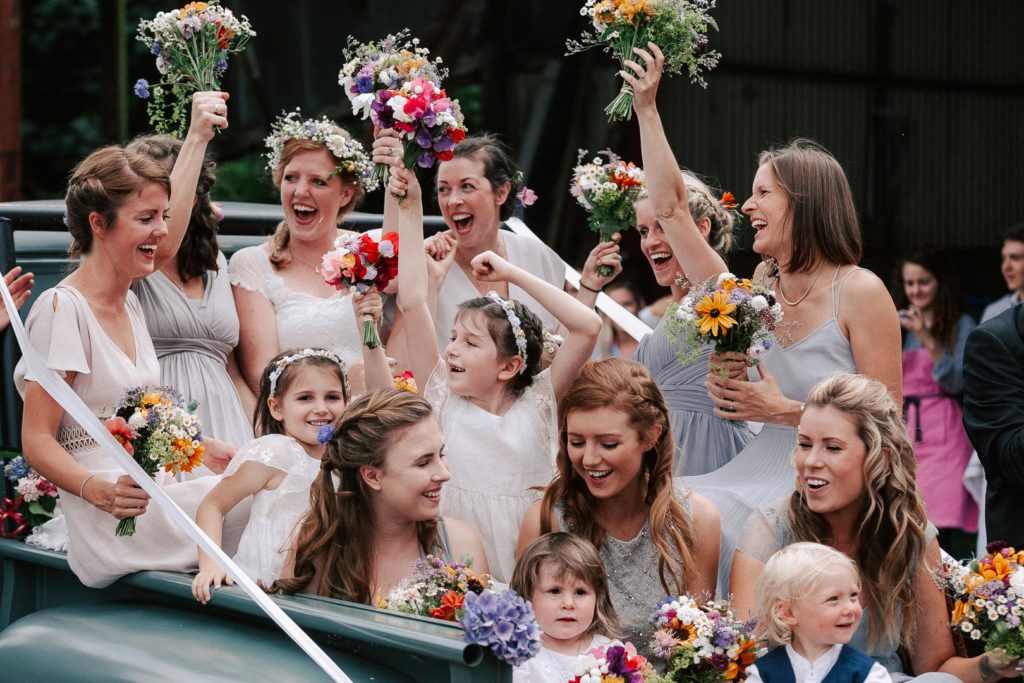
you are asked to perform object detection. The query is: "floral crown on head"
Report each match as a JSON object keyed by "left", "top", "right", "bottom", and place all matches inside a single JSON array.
[
  {"left": 268, "top": 348, "right": 350, "bottom": 398},
  {"left": 485, "top": 291, "right": 528, "bottom": 375},
  {"left": 264, "top": 110, "right": 379, "bottom": 193}
]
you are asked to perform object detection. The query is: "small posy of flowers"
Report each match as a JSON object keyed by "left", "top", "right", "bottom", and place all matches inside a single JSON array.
[
  {"left": 942, "top": 541, "right": 1024, "bottom": 662},
  {"left": 320, "top": 232, "right": 399, "bottom": 349},
  {"left": 134, "top": 1, "right": 256, "bottom": 137},
  {"left": 665, "top": 272, "right": 784, "bottom": 367},
  {"left": 378, "top": 554, "right": 489, "bottom": 621},
  {"left": 571, "top": 640, "right": 657, "bottom": 682},
  {"left": 392, "top": 371, "right": 418, "bottom": 393},
  {"left": 105, "top": 386, "right": 205, "bottom": 536},
  {"left": 649, "top": 595, "right": 759, "bottom": 683},
  {"left": 2, "top": 454, "right": 59, "bottom": 537},
  {"left": 570, "top": 149, "right": 645, "bottom": 276},
  {"left": 459, "top": 588, "right": 543, "bottom": 667},
  {"left": 338, "top": 29, "right": 447, "bottom": 121},
  {"left": 369, "top": 76, "right": 467, "bottom": 185},
  {"left": 264, "top": 110, "right": 378, "bottom": 193},
  {"left": 566, "top": 0, "right": 721, "bottom": 121}
]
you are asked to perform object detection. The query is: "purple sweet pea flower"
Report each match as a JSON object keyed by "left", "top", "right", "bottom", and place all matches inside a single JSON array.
[
  {"left": 417, "top": 154, "right": 435, "bottom": 169},
  {"left": 420, "top": 111, "right": 436, "bottom": 128},
  {"left": 433, "top": 136, "right": 455, "bottom": 153},
  {"left": 133, "top": 78, "right": 151, "bottom": 100},
  {"left": 415, "top": 128, "right": 433, "bottom": 149}
]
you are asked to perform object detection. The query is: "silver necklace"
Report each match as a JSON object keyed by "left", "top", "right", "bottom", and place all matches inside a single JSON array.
[
  {"left": 778, "top": 265, "right": 825, "bottom": 307},
  {"left": 289, "top": 249, "right": 321, "bottom": 272}
]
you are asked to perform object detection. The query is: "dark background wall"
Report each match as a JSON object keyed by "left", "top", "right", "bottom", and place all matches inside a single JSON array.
[{"left": 9, "top": 0, "right": 1024, "bottom": 314}]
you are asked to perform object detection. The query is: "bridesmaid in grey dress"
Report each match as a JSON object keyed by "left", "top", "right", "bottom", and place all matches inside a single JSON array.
[
  {"left": 623, "top": 44, "right": 902, "bottom": 591},
  {"left": 576, "top": 178, "right": 754, "bottom": 477},
  {"left": 128, "top": 134, "right": 254, "bottom": 469}
]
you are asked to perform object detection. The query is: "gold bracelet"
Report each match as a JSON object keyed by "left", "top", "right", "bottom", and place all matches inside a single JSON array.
[{"left": 78, "top": 473, "right": 96, "bottom": 500}]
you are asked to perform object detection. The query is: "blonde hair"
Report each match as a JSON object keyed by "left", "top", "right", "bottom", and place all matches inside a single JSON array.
[
  {"left": 786, "top": 373, "right": 928, "bottom": 648},
  {"left": 638, "top": 170, "right": 737, "bottom": 254},
  {"left": 754, "top": 542, "right": 860, "bottom": 648},
  {"left": 510, "top": 533, "right": 621, "bottom": 639},
  {"left": 268, "top": 134, "right": 365, "bottom": 269},
  {"left": 540, "top": 359, "right": 697, "bottom": 595}
]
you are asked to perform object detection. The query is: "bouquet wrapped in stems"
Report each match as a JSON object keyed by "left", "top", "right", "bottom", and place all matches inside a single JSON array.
[
  {"left": 319, "top": 232, "right": 399, "bottom": 349},
  {"left": 570, "top": 149, "right": 645, "bottom": 276},
  {"left": 566, "top": 0, "right": 721, "bottom": 121},
  {"left": 377, "top": 554, "right": 489, "bottom": 620},
  {"left": 571, "top": 640, "right": 657, "bottom": 682},
  {"left": 105, "top": 386, "right": 205, "bottom": 536},
  {"left": 339, "top": 29, "right": 447, "bottom": 121},
  {"left": 649, "top": 595, "right": 759, "bottom": 682},
  {"left": 2, "top": 453, "right": 59, "bottom": 538},
  {"left": 134, "top": 1, "right": 255, "bottom": 137},
  {"left": 942, "top": 541, "right": 1024, "bottom": 663},
  {"left": 665, "top": 272, "right": 784, "bottom": 369}
]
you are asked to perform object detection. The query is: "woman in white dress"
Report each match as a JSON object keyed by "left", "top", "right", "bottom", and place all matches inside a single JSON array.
[
  {"left": 16, "top": 102, "right": 247, "bottom": 588},
  {"left": 230, "top": 111, "right": 379, "bottom": 390}
]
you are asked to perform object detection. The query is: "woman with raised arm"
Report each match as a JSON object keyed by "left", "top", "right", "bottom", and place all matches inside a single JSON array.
[{"left": 623, "top": 43, "right": 902, "bottom": 589}]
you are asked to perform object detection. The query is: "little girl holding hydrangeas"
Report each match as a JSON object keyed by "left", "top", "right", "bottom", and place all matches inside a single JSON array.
[{"left": 385, "top": 161, "right": 602, "bottom": 582}]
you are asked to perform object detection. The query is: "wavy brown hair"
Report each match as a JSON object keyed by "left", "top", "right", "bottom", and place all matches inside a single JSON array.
[
  {"left": 786, "top": 373, "right": 928, "bottom": 649},
  {"left": 891, "top": 248, "right": 963, "bottom": 351},
  {"left": 511, "top": 532, "right": 622, "bottom": 639},
  {"left": 272, "top": 389, "right": 437, "bottom": 603},
  {"left": 268, "top": 134, "right": 365, "bottom": 269},
  {"left": 539, "top": 358, "right": 697, "bottom": 595}
]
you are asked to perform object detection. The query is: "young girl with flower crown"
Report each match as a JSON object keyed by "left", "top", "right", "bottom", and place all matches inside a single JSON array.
[
  {"left": 510, "top": 533, "right": 621, "bottom": 682},
  {"left": 385, "top": 164, "right": 602, "bottom": 583},
  {"left": 191, "top": 294, "right": 391, "bottom": 602}
]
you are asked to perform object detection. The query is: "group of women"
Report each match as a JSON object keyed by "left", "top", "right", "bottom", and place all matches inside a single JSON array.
[{"left": 4, "top": 43, "right": 1018, "bottom": 682}]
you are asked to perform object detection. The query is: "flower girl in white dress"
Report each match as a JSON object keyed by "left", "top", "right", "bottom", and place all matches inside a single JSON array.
[{"left": 385, "top": 164, "right": 602, "bottom": 582}]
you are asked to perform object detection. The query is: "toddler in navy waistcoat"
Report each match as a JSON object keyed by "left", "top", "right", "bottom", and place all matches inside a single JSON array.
[{"left": 747, "top": 542, "right": 892, "bottom": 683}]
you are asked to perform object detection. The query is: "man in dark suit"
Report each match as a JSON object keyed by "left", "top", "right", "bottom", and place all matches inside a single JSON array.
[{"left": 962, "top": 303, "right": 1024, "bottom": 547}]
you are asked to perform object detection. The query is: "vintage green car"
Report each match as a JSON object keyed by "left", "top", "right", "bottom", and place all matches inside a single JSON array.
[{"left": 0, "top": 200, "right": 510, "bottom": 682}]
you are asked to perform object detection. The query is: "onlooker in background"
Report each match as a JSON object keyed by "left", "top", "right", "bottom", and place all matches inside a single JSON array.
[
  {"left": 962, "top": 303, "right": 1024, "bottom": 548},
  {"left": 893, "top": 248, "right": 977, "bottom": 558},
  {"left": 593, "top": 280, "right": 644, "bottom": 359},
  {"left": 981, "top": 224, "right": 1024, "bottom": 323}
]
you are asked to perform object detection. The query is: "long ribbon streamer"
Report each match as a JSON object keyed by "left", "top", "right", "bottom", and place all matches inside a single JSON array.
[
  {"left": 0, "top": 278, "right": 350, "bottom": 683},
  {"left": 504, "top": 217, "right": 653, "bottom": 342}
]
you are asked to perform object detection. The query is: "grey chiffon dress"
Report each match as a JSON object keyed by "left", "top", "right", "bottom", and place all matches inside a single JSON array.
[
  {"left": 133, "top": 252, "right": 253, "bottom": 470},
  {"left": 637, "top": 321, "right": 754, "bottom": 476},
  {"left": 683, "top": 268, "right": 860, "bottom": 592}
]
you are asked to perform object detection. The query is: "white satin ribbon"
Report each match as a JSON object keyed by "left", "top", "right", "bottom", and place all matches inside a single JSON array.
[
  {"left": 504, "top": 217, "right": 653, "bottom": 342},
  {"left": 0, "top": 277, "right": 350, "bottom": 683}
]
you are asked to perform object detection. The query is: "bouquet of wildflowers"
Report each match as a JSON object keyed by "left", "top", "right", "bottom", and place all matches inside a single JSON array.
[
  {"left": 320, "top": 232, "right": 399, "bottom": 349},
  {"left": 378, "top": 554, "right": 489, "bottom": 621},
  {"left": 264, "top": 110, "right": 379, "bottom": 193},
  {"left": 134, "top": 1, "right": 256, "bottom": 137},
  {"left": 459, "top": 588, "right": 543, "bottom": 667},
  {"left": 1, "top": 454, "right": 59, "bottom": 538},
  {"left": 570, "top": 149, "right": 645, "bottom": 276},
  {"left": 943, "top": 541, "right": 1024, "bottom": 662},
  {"left": 105, "top": 386, "right": 205, "bottom": 536},
  {"left": 392, "top": 371, "right": 418, "bottom": 393},
  {"left": 649, "top": 595, "right": 759, "bottom": 683},
  {"left": 665, "top": 272, "right": 784, "bottom": 368},
  {"left": 566, "top": 0, "right": 721, "bottom": 121},
  {"left": 571, "top": 640, "right": 657, "bottom": 682},
  {"left": 338, "top": 29, "right": 447, "bottom": 121},
  {"left": 369, "top": 77, "right": 468, "bottom": 185}
]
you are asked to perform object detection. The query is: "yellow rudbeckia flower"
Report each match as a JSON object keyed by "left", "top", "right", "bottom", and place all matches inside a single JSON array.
[{"left": 695, "top": 290, "right": 737, "bottom": 337}]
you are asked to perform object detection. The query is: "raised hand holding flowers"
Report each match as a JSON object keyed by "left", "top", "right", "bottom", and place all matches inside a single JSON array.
[
  {"left": 571, "top": 150, "right": 645, "bottom": 276},
  {"left": 566, "top": 0, "right": 721, "bottom": 122},
  {"left": 320, "top": 232, "right": 399, "bottom": 349}
]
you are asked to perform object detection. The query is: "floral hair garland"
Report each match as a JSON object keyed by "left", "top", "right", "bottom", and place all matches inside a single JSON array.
[
  {"left": 485, "top": 291, "right": 528, "bottom": 374},
  {"left": 264, "top": 110, "right": 379, "bottom": 193},
  {"left": 268, "top": 347, "right": 349, "bottom": 397}
]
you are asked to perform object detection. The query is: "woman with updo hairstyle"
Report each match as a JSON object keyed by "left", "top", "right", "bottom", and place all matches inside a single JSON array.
[
  {"left": 128, "top": 131, "right": 255, "bottom": 460},
  {"left": 731, "top": 373, "right": 1020, "bottom": 682},
  {"left": 15, "top": 93, "right": 250, "bottom": 589},
  {"left": 517, "top": 358, "right": 720, "bottom": 658},
  {"left": 372, "top": 130, "right": 567, "bottom": 354},
  {"left": 577, "top": 168, "right": 753, "bottom": 478},
  {"left": 230, "top": 111, "right": 379, "bottom": 394},
  {"left": 273, "top": 388, "right": 487, "bottom": 602}
]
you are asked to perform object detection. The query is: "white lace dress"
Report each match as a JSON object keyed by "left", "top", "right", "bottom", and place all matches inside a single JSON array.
[
  {"left": 424, "top": 362, "right": 558, "bottom": 582},
  {"left": 514, "top": 634, "right": 613, "bottom": 682},
  {"left": 228, "top": 245, "right": 363, "bottom": 366},
  {"left": 225, "top": 434, "right": 321, "bottom": 586}
]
